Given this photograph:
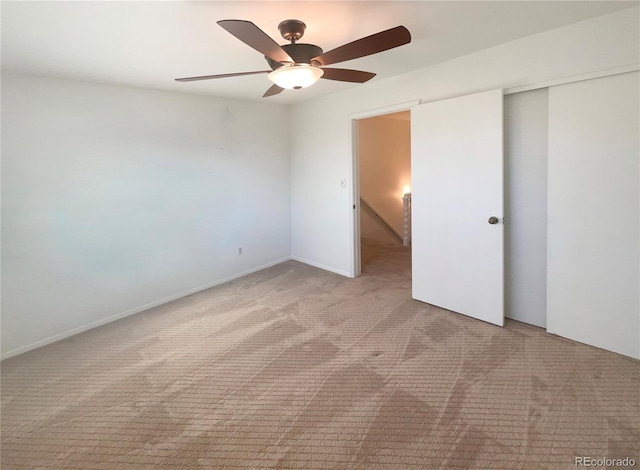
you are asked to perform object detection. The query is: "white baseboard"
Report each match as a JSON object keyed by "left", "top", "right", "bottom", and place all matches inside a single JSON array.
[
  {"left": 290, "top": 256, "right": 351, "bottom": 278},
  {"left": 1, "top": 256, "right": 292, "bottom": 360}
]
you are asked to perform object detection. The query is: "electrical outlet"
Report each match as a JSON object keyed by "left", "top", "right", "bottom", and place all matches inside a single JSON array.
[{"left": 238, "top": 247, "right": 243, "bottom": 255}]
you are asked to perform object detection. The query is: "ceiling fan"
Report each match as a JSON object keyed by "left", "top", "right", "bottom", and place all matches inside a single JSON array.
[{"left": 175, "top": 19, "right": 411, "bottom": 97}]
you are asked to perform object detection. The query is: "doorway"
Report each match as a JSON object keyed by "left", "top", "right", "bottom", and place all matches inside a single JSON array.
[
  {"left": 349, "top": 91, "right": 548, "bottom": 330},
  {"left": 353, "top": 110, "right": 411, "bottom": 275}
]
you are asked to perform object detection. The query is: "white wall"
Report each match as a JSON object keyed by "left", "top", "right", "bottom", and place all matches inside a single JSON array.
[
  {"left": 291, "top": 7, "right": 639, "bottom": 278},
  {"left": 547, "top": 72, "right": 639, "bottom": 359},
  {"left": 290, "top": 8, "right": 639, "bottom": 357},
  {"left": 504, "top": 89, "right": 548, "bottom": 328},
  {"left": 358, "top": 113, "right": 411, "bottom": 238},
  {"left": 1, "top": 73, "right": 291, "bottom": 357}
]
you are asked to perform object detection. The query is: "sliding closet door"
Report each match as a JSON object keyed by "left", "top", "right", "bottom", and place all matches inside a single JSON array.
[
  {"left": 547, "top": 72, "right": 639, "bottom": 359},
  {"left": 504, "top": 89, "right": 548, "bottom": 328},
  {"left": 411, "top": 89, "right": 504, "bottom": 326}
]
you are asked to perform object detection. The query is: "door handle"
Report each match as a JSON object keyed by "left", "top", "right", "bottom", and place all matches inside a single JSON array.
[{"left": 488, "top": 216, "right": 499, "bottom": 225}]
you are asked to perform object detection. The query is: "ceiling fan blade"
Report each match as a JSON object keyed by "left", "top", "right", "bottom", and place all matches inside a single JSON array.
[
  {"left": 320, "top": 68, "right": 376, "bottom": 83},
  {"left": 263, "top": 84, "right": 284, "bottom": 98},
  {"left": 313, "top": 26, "right": 411, "bottom": 66},
  {"left": 175, "top": 70, "right": 271, "bottom": 82},
  {"left": 218, "top": 19, "right": 294, "bottom": 64}
]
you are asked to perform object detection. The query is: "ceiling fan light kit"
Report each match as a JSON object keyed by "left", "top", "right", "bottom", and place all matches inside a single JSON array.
[
  {"left": 176, "top": 18, "right": 411, "bottom": 98},
  {"left": 268, "top": 64, "right": 324, "bottom": 89}
]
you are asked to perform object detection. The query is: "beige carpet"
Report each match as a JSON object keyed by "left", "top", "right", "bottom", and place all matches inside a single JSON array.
[{"left": 2, "top": 239, "right": 639, "bottom": 469}]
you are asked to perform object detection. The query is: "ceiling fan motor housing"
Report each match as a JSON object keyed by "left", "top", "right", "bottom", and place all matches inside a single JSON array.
[
  {"left": 265, "top": 43, "right": 324, "bottom": 69},
  {"left": 278, "top": 19, "right": 306, "bottom": 42}
]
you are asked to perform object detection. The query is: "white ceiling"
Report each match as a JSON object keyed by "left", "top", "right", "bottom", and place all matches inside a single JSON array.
[{"left": 2, "top": 1, "right": 637, "bottom": 104}]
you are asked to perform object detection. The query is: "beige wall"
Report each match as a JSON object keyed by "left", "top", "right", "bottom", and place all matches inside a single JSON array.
[
  {"left": 358, "top": 112, "right": 411, "bottom": 237},
  {"left": 360, "top": 203, "right": 402, "bottom": 245}
]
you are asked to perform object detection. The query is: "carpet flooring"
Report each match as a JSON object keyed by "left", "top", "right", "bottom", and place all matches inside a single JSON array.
[{"left": 2, "top": 240, "right": 639, "bottom": 469}]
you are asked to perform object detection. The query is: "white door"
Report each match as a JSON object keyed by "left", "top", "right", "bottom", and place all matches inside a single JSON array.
[
  {"left": 411, "top": 89, "right": 504, "bottom": 326},
  {"left": 504, "top": 89, "right": 548, "bottom": 329}
]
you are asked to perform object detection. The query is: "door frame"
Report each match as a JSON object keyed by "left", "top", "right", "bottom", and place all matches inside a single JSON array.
[{"left": 348, "top": 100, "right": 420, "bottom": 278}]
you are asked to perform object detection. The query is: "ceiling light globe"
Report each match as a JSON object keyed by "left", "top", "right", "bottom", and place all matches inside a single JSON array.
[{"left": 268, "top": 64, "right": 324, "bottom": 90}]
